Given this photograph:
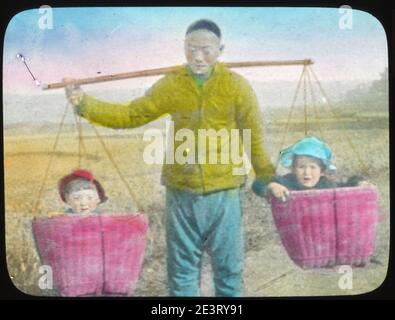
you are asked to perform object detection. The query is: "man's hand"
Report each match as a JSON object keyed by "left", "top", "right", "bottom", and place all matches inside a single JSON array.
[
  {"left": 63, "top": 78, "right": 84, "bottom": 107},
  {"left": 267, "top": 182, "right": 290, "bottom": 202}
]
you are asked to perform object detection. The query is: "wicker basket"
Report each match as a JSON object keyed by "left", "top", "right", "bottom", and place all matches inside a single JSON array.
[
  {"left": 271, "top": 187, "right": 378, "bottom": 269},
  {"left": 33, "top": 213, "right": 148, "bottom": 296}
]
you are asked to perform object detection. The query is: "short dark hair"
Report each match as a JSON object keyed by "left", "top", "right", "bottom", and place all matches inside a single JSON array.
[{"left": 186, "top": 19, "right": 221, "bottom": 39}]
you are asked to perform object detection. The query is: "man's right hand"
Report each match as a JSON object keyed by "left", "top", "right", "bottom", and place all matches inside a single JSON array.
[{"left": 63, "top": 78, "right": 84, "bottom": 107}]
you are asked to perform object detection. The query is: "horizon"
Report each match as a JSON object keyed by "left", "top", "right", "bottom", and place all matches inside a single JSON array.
[{"left": 3, "top": 77, "right": 387, "bottom": 127}]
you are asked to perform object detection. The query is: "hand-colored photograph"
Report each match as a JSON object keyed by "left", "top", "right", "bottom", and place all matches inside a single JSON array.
[{"left": 3, "top": 7, "right": 389, "bottom": 297}]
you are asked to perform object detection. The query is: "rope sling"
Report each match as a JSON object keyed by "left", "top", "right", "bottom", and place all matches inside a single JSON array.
[
  {"left": 33, "top": 100, "right": 144, "bottom": 215},
  {"left": 277, "top": 64, "right": 368, "bottom": 176}
]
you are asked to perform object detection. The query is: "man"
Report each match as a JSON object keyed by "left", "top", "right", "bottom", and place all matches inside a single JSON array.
[{"left": 65, "top": 19, "right": 274, "bottom": 296}]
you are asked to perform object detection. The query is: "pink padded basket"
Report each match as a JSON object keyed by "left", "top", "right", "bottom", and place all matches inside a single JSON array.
[
  {"left": 32, "top": 213, "right": 149, "bottom": 296},
  {"left": 335, "top": 187, "right": 378, "bottom": 266},
  {"left": 271, "top": 187, "right": 378, "bottom": 269}
]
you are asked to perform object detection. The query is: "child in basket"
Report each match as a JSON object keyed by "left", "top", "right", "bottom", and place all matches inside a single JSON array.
[
  {"left": 58, "top": 169, "right": 108, "bottom": 214},
  {"left": 254, "top": 136, "right": 371, "bottom": 202}
]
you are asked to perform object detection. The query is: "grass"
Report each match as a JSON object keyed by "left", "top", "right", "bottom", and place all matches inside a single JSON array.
[{"left": 4, "top": 109, "right": 389, "bottom": 296}]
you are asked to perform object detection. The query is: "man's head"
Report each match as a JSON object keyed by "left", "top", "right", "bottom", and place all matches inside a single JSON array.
[{"left": 184, "top": 19, "right": 224, "bottom": 76}]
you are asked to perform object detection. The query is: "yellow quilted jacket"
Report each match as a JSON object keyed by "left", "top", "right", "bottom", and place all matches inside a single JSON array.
[{"left": 78, "top": 62, "right": 275, "bottom": 194}]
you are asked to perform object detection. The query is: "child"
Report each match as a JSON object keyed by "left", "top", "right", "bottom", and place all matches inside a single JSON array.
[
  {"left": 58, "top": 169, "right": 107, "bottom": 214},
  {"left": 262, "top": 136, "right": 369, "bottom": 202}
]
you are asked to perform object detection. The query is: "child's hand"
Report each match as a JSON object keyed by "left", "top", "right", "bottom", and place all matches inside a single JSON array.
[
  {"left": 63, "top": 78, "right": 84, "bottom": 107},
  {"left": 267, "top": 182, "right": 290, "bottom": 202},
  {"left": 47, "top": 211, "right": 64, "bottom": 218}
]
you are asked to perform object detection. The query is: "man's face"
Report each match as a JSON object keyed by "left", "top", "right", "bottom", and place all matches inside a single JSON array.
[
  {"left": 66, "top": 188, "right": 100, "bottom": 214},
  {"left": 292, "top": 155, "right": 324, "bottom": 188},
  {"left": 184, "top": 29, "right": 223, "bottom": 76}
]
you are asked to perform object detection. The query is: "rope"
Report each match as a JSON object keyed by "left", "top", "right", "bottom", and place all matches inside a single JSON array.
[
  {"left": 91, "top": 125, "right": 144, "bottom": 213},
  {"left": 73, "top": 110, "right": 87, "bottom": 168},
  {"left": 33, "top": 102, "right": 71, "bottom": 215},
  {"left": 305, "top": 67, "right": 324, "bottom": 139},
  {"left": 34, "top": 99, "right": 144, "bottom": 214},
  {"left": 303, "top": 66, "right": 308, "bottom": 136},
  {"left": 277, "top": 65, "right": 306, "bottom": 166},
  {"left": 308, "top": 66, "right": 369, "bottom": 176}
]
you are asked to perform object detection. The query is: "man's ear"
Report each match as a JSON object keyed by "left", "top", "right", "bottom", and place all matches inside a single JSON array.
[{"left": 219, "top": 44, "right": 225, "bottom": 55}]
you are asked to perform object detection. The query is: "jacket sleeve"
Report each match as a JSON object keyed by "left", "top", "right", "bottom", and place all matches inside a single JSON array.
[
  {"left": 343, "top": 175, "right": 366, "bottom": 187},
  {"left": 76, "top": 76, "right": 174, "bottom": 129},
  {"left": 235, "top": 75, "right": 275, "bottom": 183}
]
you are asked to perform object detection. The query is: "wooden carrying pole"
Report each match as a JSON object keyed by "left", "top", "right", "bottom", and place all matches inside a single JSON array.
[{"left": 42, "top": 59, "right": 313, "bottom": 90}]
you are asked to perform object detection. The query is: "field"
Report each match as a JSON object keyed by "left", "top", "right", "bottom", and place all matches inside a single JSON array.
[{"left": 4, "top": 110, "right": 389, "bottom": 297}]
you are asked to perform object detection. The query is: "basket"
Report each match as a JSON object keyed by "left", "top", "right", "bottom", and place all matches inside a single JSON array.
[
  {"left": 271, "top": 187, "right": 378, "bottom": 269},
  {"left": 33, "top": 213, "right": 149, "bottom": 296}
]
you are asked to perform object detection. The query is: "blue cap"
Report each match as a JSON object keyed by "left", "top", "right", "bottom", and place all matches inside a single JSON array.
[{"left": 278, "top": 136, "right": 336, "bottom": 171}]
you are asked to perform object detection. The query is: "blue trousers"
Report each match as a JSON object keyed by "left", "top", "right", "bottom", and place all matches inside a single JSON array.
[{"left": 165, "top": 187, "right": 243, "bottom": 297}]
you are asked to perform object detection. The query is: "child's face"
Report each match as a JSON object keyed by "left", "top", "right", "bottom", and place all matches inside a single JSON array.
[
  {"left": 66, "top": 188, "right": 100, "bottom": 214},
  {"left": 184, "top": 29, "right": 223, "bottom": 76},
  {"left": 292, "top": 156, "right": 324, "bottom": 188}
]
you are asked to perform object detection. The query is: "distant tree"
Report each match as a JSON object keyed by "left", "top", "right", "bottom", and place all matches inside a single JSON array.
[
  {"left": 369, "top": 68, "right": 388, "bottom": 98},
  {"left": 343, "top": 68, "right": 388, "bottom": 112}
]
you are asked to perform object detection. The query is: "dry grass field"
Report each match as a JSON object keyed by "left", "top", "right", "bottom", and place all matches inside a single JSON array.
[{"left": 4, "top": 111, "right": 389, "bottom": 297}]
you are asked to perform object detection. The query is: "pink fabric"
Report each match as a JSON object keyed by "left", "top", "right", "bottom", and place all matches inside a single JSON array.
[
  {"left": 33, "top": 213, "right": 148, "bottom": 296},
  {"left": 335, "top": 187, "right": 378, "bottom": 266},
  {"left": 271, "top": 187, "right": 378, "bottom": 269},
  {"left": 101, "top": 215, "right": 148, "bottom": 295},
  {"left": 272, "top": 189, "right": 336, "bottom": 268}
]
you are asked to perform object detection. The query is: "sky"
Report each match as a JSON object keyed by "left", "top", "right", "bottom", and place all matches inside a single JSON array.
[{"left": 3, "top": 7, "right": 388, "bottom": 95}]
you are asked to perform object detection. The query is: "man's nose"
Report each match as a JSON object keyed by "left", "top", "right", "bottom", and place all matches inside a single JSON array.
[{"left": 193, "top": 50, "right": 204, "bottom": 62}]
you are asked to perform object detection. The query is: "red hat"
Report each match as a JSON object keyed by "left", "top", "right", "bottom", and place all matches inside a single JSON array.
[{"left": 58, "top": 169, "right": 107, "bottom": 203}]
